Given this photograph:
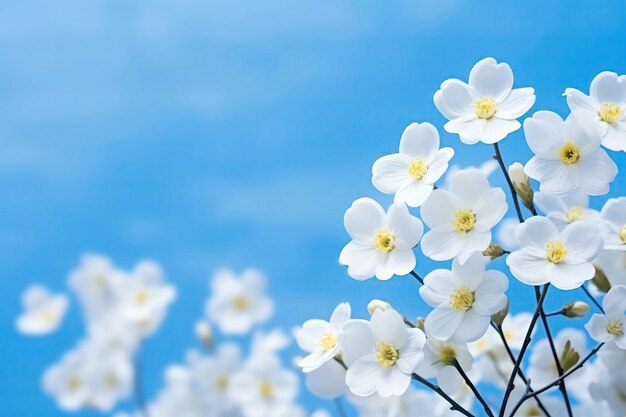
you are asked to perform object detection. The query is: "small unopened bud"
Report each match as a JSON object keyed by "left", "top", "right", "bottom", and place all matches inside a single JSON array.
[
  {"left": 592, "top": 265, "right": 611, "bottom": 293},
  {"left": 563, "top": 301, "right": 589, "bottom": 318},
  {"left": 195, "top": 320, "right": 213, "bottom": 347},
  {"left": 367, "top": 299, "right": 392, "bottom": 315},
  {"left": 509, "top": 162, "right": 534, "bottom": 210},
  {"left": 416, "top": 317, "right": 425, "bottom": 332},
  {"left": 560, "top": 340, "right": 580, "bottom": 372},
  {"left": 483, "top": 243, "right": 505, "bottom": 260},
  {"left": 492, "top": 300, "right": 509, "bottom": 327}
]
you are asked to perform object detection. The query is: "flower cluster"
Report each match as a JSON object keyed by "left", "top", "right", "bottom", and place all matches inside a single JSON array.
[{"left": 297, "top": 58, "right": 626, "bottom": 417}]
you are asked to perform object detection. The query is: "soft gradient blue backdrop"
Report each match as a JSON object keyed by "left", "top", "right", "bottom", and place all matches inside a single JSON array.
[{"left": 1, "top": 1, "right": 625, "bottom": 415}]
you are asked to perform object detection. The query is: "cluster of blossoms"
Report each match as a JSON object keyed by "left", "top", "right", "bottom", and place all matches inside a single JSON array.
[
  {"left": 17, "top": 260, "right": 329, "bottom": 417},
  {"left": 297, "top": 58, "right": 626, "bottom": 417}
]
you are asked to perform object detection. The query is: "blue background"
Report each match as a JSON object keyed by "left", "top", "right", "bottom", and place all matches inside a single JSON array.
[{"left": 1, "top": 0, "right": 625, "bottom": 415}]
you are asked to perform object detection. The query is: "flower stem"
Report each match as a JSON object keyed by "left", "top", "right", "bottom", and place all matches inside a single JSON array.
[
  {"left": 134, "top": 349, "right": 151, "bottom": 417},
  {"left": 411, "top": 373, "right": 474, "bottom": 417},
  {"left": 498, "top": 284, "right": 550, "bottom": 417},
  {"left": 493, "top": 143, "right": 525, "bottom": 223},
  {"left": 453, "top": 361, "right": 494, "bottom": 417},
  {"left": 409, "top": 270, "right": 424, "bottom": 285}
]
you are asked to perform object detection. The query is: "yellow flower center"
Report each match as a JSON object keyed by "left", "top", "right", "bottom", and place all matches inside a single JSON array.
[
  {"left": 135, "top": 289, "right": 149, "bottom": 304},
  {"left": 215, "top": 374, "right": 229, "bottom": 390},
  {"left": 105, "top": 373, "right": 118, "bottom": 387},
  {"left": 373, "top": 229, "right": 396, "bottom": 253},
  {"left": 66, "top": 375, "right": 81, "bottom": 390},
  {"left": 566, "top": 206, "right": 586, "bottom": 223},
  {"left": 452, "top": 209, "right": 476, "bottom": 233},
  {"left": 259, "top": 381, "right": 274, "bottom": 399},
  {"left": 449, "top": 285, "right": 475, "bottom": 312},
  {"left": 525, "top": 406, "right": 543, "bottom": 417},
  {"left": 598, "top": 102, "right": 624, "bottom": 124},
  {"left": 408, "top": 158, "right": 429, "bottom": 180},
  {"left": 504, "top": 330, "right": 515, "bottom": 342},
  {"left": 619, "top": 225, "right": 626, "bottom": 244},
  {"left": 607, "top": 320, "right": 624, "bottom": 336},
  {"left": 438, "top": 345, "right": 457, "bottom": 366},
  {"left": 40, "top": 309, "right": 58, "bottom": 324},
  {"left": 374, "top": 341, "right": 399, "bottom": 367},
  {"left": 559, "top": 142, "right": 580, "bottom": 165},
  {"left": 545, "top": 240, "right": 568, "bottom": 264},
  {"left": 232, "top": 295, "right": 249, "bottom": 311},
  {"left": 474, "top": 97, "right": 497, "bottom": 119},
  {"left": 318, "top": 332, "right": 337, "bottom": 351}
]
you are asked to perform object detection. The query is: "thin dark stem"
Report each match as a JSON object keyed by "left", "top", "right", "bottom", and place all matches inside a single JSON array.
[
  {"left": 509, "top": 343, "right": 605, "bottom": 416},
  {"left": 453, "top": 361, "right": 494, "bottom": 417},
  {"left": 134, "top": 349, "right": 150, "bottom": 417},
  {"left": 409, "top": 270, "right": 424, "bottom": 285},
  {"left": 490, "top": 322, "right": 552, "bottom": 417},
  {"left": 498, "top": 284, "right": 550, "bottom": 417},
  {"left": 581, "top": 285, "right": 604, "bottom": 314},
  {"left": 493, "top": 143, "right": 524, "bottom": 223},
  {"left": 545, "top": 310, "right": 565, "bottom": 317},
  {"left": 334, "top": 356, "right": 348, "bottom": 370},
  {"left": 334, "top": 398, "right": 348, "bottom": 417},
  {"left": 534, "top": 287, "right": 573, "bottom": 417},
  {"left": 411, "top": 373, "right": 473, "bottom": 417}
]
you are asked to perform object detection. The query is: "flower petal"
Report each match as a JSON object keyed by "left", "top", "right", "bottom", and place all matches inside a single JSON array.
[
  {"left": 344, "top": 198, "right": 385, "bottom": 241},
  {"left": 497, "top": 87, "right": 536, "bottom": 119},
  {"left": 399, "top": 122, "right": 440, "bottom": 159},
  {"left": 434, "top": 79, "right": 476, "bottom": 120},
  {"left": 468, "top": 57, "right": 513, "bottom": 102},
  {"left": 590, "top": 71, "right": 626, "bottom": 104}
]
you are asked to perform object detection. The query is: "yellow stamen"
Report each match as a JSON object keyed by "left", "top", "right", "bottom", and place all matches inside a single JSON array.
[
  {"left": 259, "top": 381, "right": 274, "bottom": 399},
  {"left": 474, "top": 97, "right": 497, "bottom": 119},
  {"left": 525, "top": 406, "right": 542, "bottom": 416},
  {"left": 452, "top": 209, "right": 476, "bottom": 233},
  {"left": 318, "top": 332, "right": 337, "bottom": 351},
  {"left": 232, "top": 295, "right": 249, "bottom": 311},
  {"left": 619, "top": 225, "right": 626, "bottom": 244},
  {"left": 449, "top": 285, "right": 474, "bottom": 312},
  {"left": 374, "top": 341, "right": 399, "bottom": 367},
  {"left": 135, "top": 289, "right": 149, "bottom": 304},
  {"left": 566, "top": 206, "right": 586, "bottom": 223},
  {"left": 373, "top": 229, "right": 396, "bottom": 253},
  {"left": 545, "top": 240, "right": 568, "bottom": 264},
  {"left": 438, "top": 345, "right": 457, "bottom": 366},
  {"left": 104, "top": 373, "right": 118, "bottom": 387},
  {"left": 408, "top": 158, "right": 429, "bottom": 180},
  {"left": 607, "top": 320, "right": 624, "bottom": 336},
  {"left": 66, "top": 376, "right": 81, "bottom": 390},
  {"left": 559, "top": 142, "right": 580, "bottom": 165},
  {"left": 598, "top": 102, "right": 624, "bottom": 124},
  {"left": 215, "top": 375, "right": 228, "bottom": 390}
]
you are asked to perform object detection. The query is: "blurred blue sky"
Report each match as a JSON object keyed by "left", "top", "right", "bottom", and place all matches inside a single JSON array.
[{"left": 1, "top": 0, "right": 626, "bottom": 415}]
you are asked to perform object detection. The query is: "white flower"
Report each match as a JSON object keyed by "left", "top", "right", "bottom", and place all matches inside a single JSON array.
[
  {"left": 528, "top": 328, "right": 586, "bottom": 386},
  {"left": 585, "top": 285, "right": 626, "bottom": 349},
  {"left": 533, "top": 190, "right": 601, "bottom": 231},
  {"left": 416, "top": 335, "right": 474, "bottom": 395},
  {"left": 434, "top": 57, "right": 535, "bottom": 144},
  {"left": 352, "top": 387, "right": 464, "bottom": 417},
  {"left": 43, "top": 349, "right": 91, "bottom": 411},
  {"left": 564, "top": 71, "right": 626, "bottom": 152},
  {"left": 420, "top": 253, "right": 508, "bottom": 342},
  {"left": 340, "top": 309, "right": 426, "bottom": 397},
  {"left": 506, "top": 216, "right": 603, "bottom": 290},
  {"left": 304, "top": 359, "right": 347, "bottom": 399},
  {"left": 16, "top": 285, "right": 68, "bottom": 335},
  {"left": 504, "top": 386, "right": 567, "bottom": 417},
  {"left": 523, "top": 111, "right": 618, "bottom": 196},
  {"left": 206, "top": 268, "right": 273, "bottom": 334},
  {"left": 251, "top": 328, "right": 291, "bottom": 357},
  {"left": 295, "top": 302, "right": 351, "bottom": 372},
  {"left": 229, "top": 354, "right": 299, "bottom": 417},
  {"left": 339, "top": 198, "right": 423, "bottom": 280},
  {"left": 600, "top": 197, "right": 626, "bottom": 250},
  {"left": 590, "top": 373, "right": 626, "bottom": 417},
  {"left": 420, "top": 169, "right": 507, "bottom": 263},
  {"left": 372, "top": 122, "right": 454, "bottom": 207},
  {"left": 496, "top": 217, "right": 520, "bottom": 252},
  {"left": 593, "top": 249, "right": 626, "bottom": 287},
  {"left": 597, "top": 342, "right": 626, "bottom": 379}
]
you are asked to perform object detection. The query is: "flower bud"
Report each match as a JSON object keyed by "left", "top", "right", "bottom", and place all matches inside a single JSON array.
[
  {"left": 560, "top": 340, "right": 580, "bottom": 372},
  {"left": 483, "top": 243, "right": 505, "bottom": 260},
  {"left": 195, "top": 320, "right": 213, "bottom": 347},
  {"left": 416, "top": 317, "right": 425, "bottom": 332},
  {"left": 563, "top": 301, "right": 589, "bottom": 318},
  {"left": 592, "top": 265, "right": 611, "bottom": 293},
  {"left": 508, "top": 162, "right": 534, "bottom": 210},
  {"left": 367, "top": 299, "right": 392, "bottom": 315},
  {"left": 492, "top": 299, "right": 509, "bottom": 327}
]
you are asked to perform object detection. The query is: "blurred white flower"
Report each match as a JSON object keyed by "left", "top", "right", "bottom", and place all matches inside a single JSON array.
[
  {"left": 586, "top": 285, "right": 626, "bottom": 348},
  {"left": 372, "top": 122, "right": 454, "bottom": 207},
  {"left": 534, "top": 190, "right": 601, "bottom": 230},
  {"left": 528, "top": 328, "right": 586, "bottom": 386},
  {"left": 504, "top": 386, "right": 567, "bottom": 417},
  {"left": 206, "top": 268, "right": 273, "bottom": 334},
  {"left": 420, "top": 253, "right": 508, "bottom": 342},
  {"left": 16, "top": 284, "right": 68, "bottom": 335},
  {"left": 352, "top": 386, "right": 466, "bottom": 417},
  {"left": 310, "top": 409, "right": 332, "bottom": 417},
  {"left": 416, "top": 335, "right": 474, "bottom": 395},
  {"left": 496, "top": 217, "right": 520, "bottom": 252},
  {"left": 590, "top": 373, "right": 626, "bottom": 417},
  {"left": 434, "top": 57, "right": 535, "bottom": 144},
  {"left": 507, "top": 216, "right": 603, "bottom": 290},
  {"left": 251, "top": 328, "right": 291, "bottom": 357},
  {"left": 600, "top": 197, "right": 626, "bottom": 250},
  {"left": 194, "top": 320, "right": 213, "bottom": 347},
  {"left": 444, "top": 159, "right": 499, "bottom": 188},
  {"left": 303, "top": 359, "right": 347, "bottom": 399},
  {"left": 341, "top": 309, "right": 426, "bottom": 397},
  {"left": 593, "top": 249, "right": 626, "bottom": 287},
  {"left": 295, "top": 302, "right": 350, "bottom": 372},
  {"left": 523, "top": 111, "right": 618, "bottom": 196},
  {"left": 420, "top": 169, "right": 507, "bottom": 263},
  {"left": 339, "top": 198, "right": 423, "bottom": 280},
  {"left": 229, "top": 354, "right": 299, "bottom": 417},
  {"left": 564, "top": 71, "right": 626, "bottom": 152}
]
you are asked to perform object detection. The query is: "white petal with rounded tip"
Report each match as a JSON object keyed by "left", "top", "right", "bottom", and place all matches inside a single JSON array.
[
  {"left": 507, "top": 251, "right": 549, "bottom": 286},
  {"left": 497, "top": 87, "right": 536, "bottom": 119},
  {"left": 472, "top": 271, "right": 509, "bottom": 315},
  {"left": 454, "top": 310, "right": 490, "bottom": 342},
  {"left": 602, "top": 197, "right": 626, "bottom": 227},
  {"left": 372, "top": 154, "right": 413, "bottom": 194},
  {"left": 370, "top": 309, "right": 408, "bottom": 347},
  {"left": 525, "top": 157, "right": 578, "bottom": 196},
  {"left": 564, "top": 88, "right": 599, "bottom": 113},
  {"left": 533, "top": 191, "right": 568, "bottom": 215},
  {"left": 474, "top": 188, "right": 508, "bottom": 232},
  {"left": 449, "top": 169, "right": 491, "bottom": 208},
  {"left": 480, "top": 118, "right": 521, "bottom": 144},
  {"left": 515, "top": 217, "right": 558, "bottom": 256},
  {"left": 399, "top": 122, "right": 440, "bottom": 159},
  {"left": 305, "top": 360, "right": 346, "bottom": 399},
  {"left": 423, "top": 148, "right": 454, "bottom": 184},
  {"left": 420, "top": 270, "right": 455, "bottom": 307},
  {"left": 339, "top": 242, "right": 379, "bottom": 281},
  {"left": 344, "top": 198, "right": 385, "bottom": 241},
  {"left": 590, "top": 71, "right": 626, "bottom": 104},
  {"left": 578, "top": 149, "right": 618, "bottom": 196},
  {"left": 421, "top": 230, "right": 465, "bottom": 261},
  {"left": 425, "top": 307, "right": 463, "bottom": 340},
  {"left": 523, "top": 116, "right": 562, "bottom": 159},
  {"left": 444, "top": 118, "right": 486, "bottom": 144},
  {"left": 565, "top": 111, "right": 602, "bottom": 154},
  {"left": 458, "top": 230, "right": 491, "bottom": 264},
  {"left": 585, "top": 314, "right": 613, "bottom": 343},
  {"left": 451, "top": 253, "right": 486, "bottom": 290},
  {"left": 388, "top": 204, "right": 423, "bottom": 247},
  {"left": 548, "top": 262, "right": 594, "bottom": 290},
  {"left": 330, "top": 303, "right": 351, "bottom": 331},
  {"left": 377, "top": 367, "right": 411, "bottom": 398},
  {"left": 394, "top": 181, "right": 434, "bottom": 208},
  {"left": 434, "top": 79, "right": 476, "bottom": 120},
  {"left": 602, "top": 122, "right": 626, "bottom": 152},
  {"left": 420, "top": 189, "right": 460, "bottom": 231},
  {"left": 603, "top": 285, "right": 626, "bottom": 315},
  {"left": 561, "top": 221, "right": 603, "bottom": 262},
  {"left": 469, "top": 57, "right": 513, "bottom": 102},
  {"left": 345, "top": 357, "right": 380, "bottom": 397}
]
